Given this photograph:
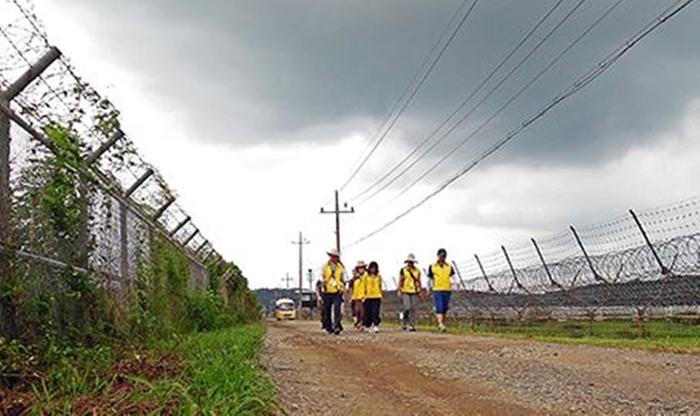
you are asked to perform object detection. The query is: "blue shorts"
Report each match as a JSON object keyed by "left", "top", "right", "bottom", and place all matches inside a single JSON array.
[{"left": 433, "top": 291, "right": 451, "bottom": 315}]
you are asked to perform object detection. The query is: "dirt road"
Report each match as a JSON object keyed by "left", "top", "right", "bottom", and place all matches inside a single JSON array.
[{"left": 263, "top": 321, "right": 699, "bottom": 415}]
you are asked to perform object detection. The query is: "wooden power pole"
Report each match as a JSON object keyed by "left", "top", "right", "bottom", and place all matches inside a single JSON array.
[
  {"left": 291, "top": 231, "right": 310, "bottom": 309},
  {"left": 320, "top": 190, "right": 355, "bottom": 254}
]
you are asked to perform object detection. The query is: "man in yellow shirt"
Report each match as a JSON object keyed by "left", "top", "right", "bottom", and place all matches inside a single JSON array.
[
  {"left": 427, "top": 248, "right": 454, "bottom": 332},
  {"left": 319, "top": 248, "right": 346, "bottom": 335},
  {"left": 397, "top": 253, "right": 422, "bottom": 332}
]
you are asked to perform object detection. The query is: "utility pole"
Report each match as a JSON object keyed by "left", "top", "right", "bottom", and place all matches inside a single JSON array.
[
  {"left": 308, "top": 268, "right": 314, "bottom": 291},
  {"left": 291, "top": 231, "right": 310, "bottom": 309},
  {"left": 320, "top": 190, "right": 355, "bottom": 254},
  {"left": 281, "top": 272, "right": 293, "bottom": 289}
]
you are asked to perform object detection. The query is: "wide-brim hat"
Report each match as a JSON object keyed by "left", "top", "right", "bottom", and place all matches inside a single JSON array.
[
  {"left": 327, "top": 248, "right": 340, "bottom": 257},
  {"left": 356, "top": 260, "right": 366, "bottom": 268},
  {"left": 404, "top": 253, "right": 418, "bottom": 263}
]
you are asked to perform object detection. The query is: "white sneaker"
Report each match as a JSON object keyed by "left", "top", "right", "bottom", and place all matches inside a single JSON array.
[
  {"left": 437, "top": 324, "right": 446, "bottom": 333},
  {"left": 370, "top": 325, "right": 379, "bottom": 333}
]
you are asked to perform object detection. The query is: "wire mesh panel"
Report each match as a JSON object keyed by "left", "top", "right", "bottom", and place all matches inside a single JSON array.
[
  {"left": 454, "top": 198, "right": 700, "bottom": 323},
  {"left": 1, "top": 0, "right": 225, "bottom": 340}
]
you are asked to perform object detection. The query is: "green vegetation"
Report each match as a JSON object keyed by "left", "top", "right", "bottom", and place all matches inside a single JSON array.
[
  {"left": 429, "top": 317, "right": 700, "bottom": 352},
  {"left": 181, "top": 324, "right": 275, "bottom": 414},
  {"left": 1, "top": 117, "right": 269, "bottom": 412},
  {"left": 0, "top": 325, "right": 274, "bottom": 414}
]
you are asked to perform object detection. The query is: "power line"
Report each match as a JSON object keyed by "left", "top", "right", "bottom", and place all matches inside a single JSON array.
[
  {"left": 337, "top": 0, "right": 480, "bottom": 194},
  {"left": 378, "top": 0, "right": 622, "bottom": 209},
  {"left": 349, "top": 0, "right": 568, "bottom": 205},
  {"left": 346, "top": 0, "right": 695, "bottom": 248}
]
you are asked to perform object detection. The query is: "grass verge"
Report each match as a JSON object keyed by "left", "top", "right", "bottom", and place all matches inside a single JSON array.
[
  {"left": 180, "top": 323, "right": 276, "bottom": 415},
  {"left": 407, "top": 318, "right": 700, "bottom": 353},
  {"left": 0, "top": 323, "right": 275, "bottom": 414}
]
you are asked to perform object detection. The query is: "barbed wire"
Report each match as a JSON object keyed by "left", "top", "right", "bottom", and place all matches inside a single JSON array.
[
  {"left": 0, "top": 0, "right": 223, "bottom": 294},
  {"left": 445, "top": 197, "right": 700, "bottom": 320}
]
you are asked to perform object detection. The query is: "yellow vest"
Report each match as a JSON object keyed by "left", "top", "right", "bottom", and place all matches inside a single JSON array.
[
  {"left": 431, "top": 262, "right": 453, "bottom": 292},
  {"left": 351, "top": 274, "right": 365, "bottom": 300},
  {"left": 323, "top": 262, "right": 345, "bottom": 294},
  {"left": 363, "top": 273, "right": 383, "bottom": 299},
  {"left": 400, "top": 267, "right": 420, "bottom": 294}
]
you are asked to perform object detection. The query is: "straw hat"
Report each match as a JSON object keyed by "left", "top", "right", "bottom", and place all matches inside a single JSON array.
[
  {"left": 405, "top": 253, "right": 417, "bottom": 263},
  {"left": 327, "top": 248, "right": 340, "bottom": 257},
  {"left": 356, "top": 260, "right": 367, "bottom": 268}
]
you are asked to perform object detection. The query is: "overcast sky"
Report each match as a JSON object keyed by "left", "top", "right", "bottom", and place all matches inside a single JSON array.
[{"left": 33, "top": 0, "right": 700, "bottom": 289}]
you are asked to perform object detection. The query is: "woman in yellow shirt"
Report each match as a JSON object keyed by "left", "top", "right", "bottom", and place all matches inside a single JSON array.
[
  {"left": 350, "top": 261, "right": 366, "bottom": 330},
  {"left": 362, "top": 261, "right": 383, "bottom": 333}
]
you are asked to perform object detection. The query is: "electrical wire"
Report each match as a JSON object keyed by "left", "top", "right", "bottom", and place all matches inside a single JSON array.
[
  {"left": 346, "top": 0, "right": 695, "bottom": 248},
  {"left": 381, "top": 0, "right": 622, "bottom": 209},
  {"left": 349, "top": 0, "right": 568, "bottom": 205},
  {"left": 336, "top": 0, "right": 480, "bottom": 194}
]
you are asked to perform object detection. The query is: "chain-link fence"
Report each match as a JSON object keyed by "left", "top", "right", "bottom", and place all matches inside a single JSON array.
[
  {"left": 376, "top": 199, "right": 699, "bottom": 336},
  {"left": 0, "top": 0, "right": 226, "bottom": 339},
  {"left": 442, "top": 198, "right": 700, "bottom": 332}
]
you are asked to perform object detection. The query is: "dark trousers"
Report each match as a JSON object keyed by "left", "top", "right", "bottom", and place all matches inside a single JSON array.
[
  {"left": 363, "top": 298, "right": 382, "bottom": 327},
  {"left": 322, "top": 292, "right": 343, "bottom": 333}
]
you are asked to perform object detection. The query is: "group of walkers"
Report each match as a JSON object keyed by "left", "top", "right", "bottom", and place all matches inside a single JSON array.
[{"left": 315, "top": 247, "right": 455, "bottom": 335}]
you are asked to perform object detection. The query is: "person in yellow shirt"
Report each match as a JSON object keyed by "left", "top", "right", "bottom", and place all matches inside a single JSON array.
[
  {"left": 397, "top": 253, "right": 422, "bottom": 332},
  {"left": 349, "top": 260, "right": 366, "bottom": 330},
  {"left": 319, "top": 248, "right": 347, "bottom": 335},
  {"left": 362, "top": 261, "right": 383, "bottom": 333},
  {"left": 427, "top": 248, "right": 454, "bottom": 332}
]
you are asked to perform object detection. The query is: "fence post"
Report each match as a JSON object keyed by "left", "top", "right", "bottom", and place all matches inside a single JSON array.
[
  {"left": 531, "top": 238, "right": 561, "bottom": 289},
  {"left": 125, "top": 168, "right": 154, "bottom": 198},
  {"left": 169, "top": 216, "right": 191, "bottom": 237},
  {"left": 119, "top": 201, "right": 129, "bottom": 290},
  {"left": 474, "top": 254, "right": 495, "bottom": 292},
  {"left": 4, "top": 47, "right": 62, "bottom": 100},
  {"left": 1, "top": 48, "right": 63, "bottom": 337},
  {"left": 153, "top": 196, "right": 175, "bottom": 221},
  {"left": 194, "top": 240, "right": 208, "bottom": 256},
  {"left": 85, "top": 130, "right": 124, "bottom": 165},
  {"left": 0, "top": 93, "right": 12, "bottom": 337},
  {"left": 502, "top": 246, "right": 527, "bottom": 326},
  {"left": 629, "top": 209, "right": 670, "bottom": 275},
  {"left": 474, "top": 254, "right": 496, "bottom": 331},
  {"left": 182, "top": 229, "right": 199, "bottom": 247},
  {"left": 501, "top": 246, "right": 527, "bottom": 293},
  {"left": 570, "top": 226, "right": 607, "bottom": 283},
  {"left": 451, "top": 261, "right": 474, "bottom": 329}
]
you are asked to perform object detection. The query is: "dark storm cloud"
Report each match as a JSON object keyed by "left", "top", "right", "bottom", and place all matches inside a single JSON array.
[{"left": 58, "top": 0, "right": 699, "bottom": 167}]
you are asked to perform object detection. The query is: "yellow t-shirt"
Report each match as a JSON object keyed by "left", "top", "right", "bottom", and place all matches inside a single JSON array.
[
  {"left": 362, "top": 273, "right": 383, "bottom": 299},
  {"left": 400, "top": 267, "right": 420, "bottom": 294},
  {"left": 430, "top": 262, "right": 453, "bottom": 292},
  {"left": 323, "top": 262, "right": 345, "bottom": 294},
  {"left": 351, "top": 274, "right": 365, "bottom": 300}
]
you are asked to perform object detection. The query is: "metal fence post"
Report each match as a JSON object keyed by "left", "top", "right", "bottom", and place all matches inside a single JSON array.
[
  {"left": 474, "top": 254, "right": 495, "bottom": 292},
  {"left": 194, "top": 240, "right": 208, "bottom": 256},
  {"left": 169, "top": 216, "right": 191, "bottom": 237},
  {"left": 474, "top": 254, "right": 496, "bottom": 331},
  {"left": 0, "top": 48, "right": 62, "bottom": 336},
  {"left": 0, "top": 93, "right": 11, "bottom": 336},
  {"left": 629, "top": 209, "right": 670, "bottom": 275},
  {"left": 119, "top": 201, "right": 129, "bottom": 290},
  {"left": 182, "top": 229, "right": 199, "bottom": 247},
  {"left": 570, "top": 226, "right": 607, "bottom": 283},
  {"left": 153, "top": 197, "right": 175, "bottom": 221},
  {"left": 531, "top": 238, "right": 561, "bottom": 288},
  {"left": 501, "top": 245, "right": 527, "bottom": 293}
]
